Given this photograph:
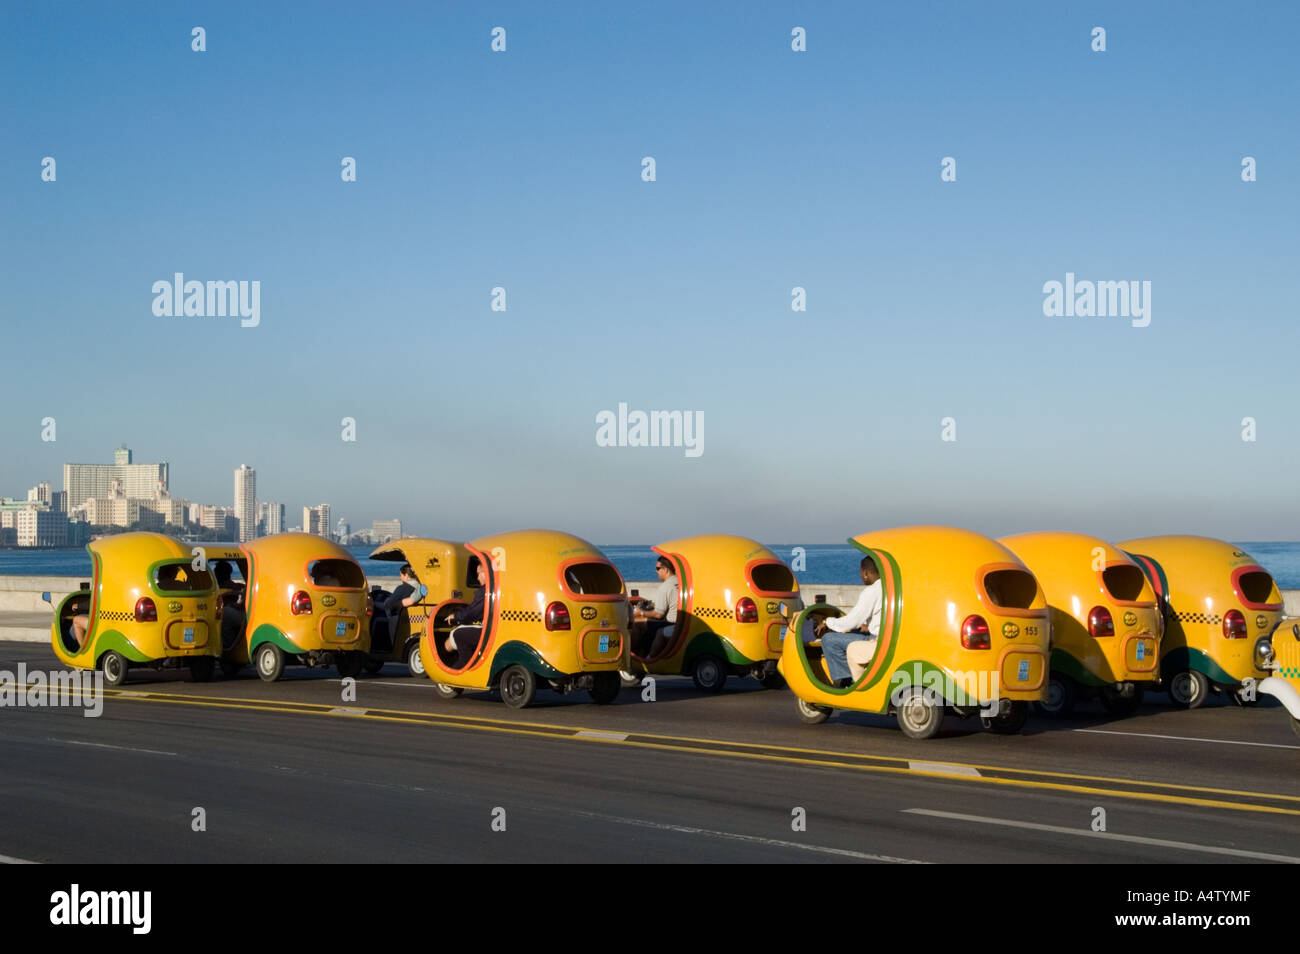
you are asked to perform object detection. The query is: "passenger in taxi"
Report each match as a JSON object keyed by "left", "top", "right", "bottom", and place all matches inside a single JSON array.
[
  {"left": 442, "top": 560, "right": 488, "bottom": 666},
  {"left": 632, "top": 556, "right": 678, "bottom": 658},
  {"left": 814, "top": 556, "right": 882, "bottom": 688}
]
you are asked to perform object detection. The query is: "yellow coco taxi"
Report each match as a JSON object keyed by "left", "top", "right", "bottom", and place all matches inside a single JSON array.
[
  {"left": 1118, "top": 536, "right": 1281, "bottom": 708},
  {"left": 1260, "top": 621, "right": 1300, "bottom": 737},
  {"left": 779, "top": 526, "right": 1050, "bottom": 740},
  {"left": 208, "top": 534, "right": 371, "bottom": 682},
  {"left": 625, "top": 535, "right": 800, "bottom": 691},
  {"left": 418, "top": 530, "right": 628, "bottom": 708},
  {"left": 367, "top": 538, "right": 478, "bottom": 676},
  {"left": 49, "top": 532, "right": 221, "bottom": 686},
  {"left": 999, "top": 532, "right": 1162, "bottom": 717}
]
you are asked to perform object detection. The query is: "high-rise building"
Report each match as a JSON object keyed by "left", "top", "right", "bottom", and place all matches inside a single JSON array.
[
  {"left": 234, "top": 465, "right": 256, "bottom": 542},
  {"left": 63, "top": 445, "right": 168, "bottom": 509},
  {"left": 302, "top": 504, "right": 331, "bottom": 538},
  {"left": 27, "top": 482, "right": 51, "bottom": 504},
  {"left": 198, "top": 505, "right": 238, "bottom": 537},
  {"left": 372, "top": 519, "right": 402, "bottom": 543},
  {"left": 258, "top": 501, "right": 284, "bottom": 536},
  {"left": 16, "top": 506, "right": 68, "bottom": 547},
  {"left": 336, "top": 517, "right": 350, "bottom": 543}
]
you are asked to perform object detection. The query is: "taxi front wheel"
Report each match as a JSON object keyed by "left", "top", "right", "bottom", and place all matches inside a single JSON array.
[
  {"left": 256, "top": 643, "right": 285, "bottom": 682},
  {"left": 406, "top": 642, "right": 425, "bottom": 677},
  {"left": 1168, "top": 670, "right": 1208, "bottom": 709},
  {"left": 895, "top": 687, "right": 944, "bottom": 740},
  {"left": 796, "top": 697, "right": 831, "bottom": 724},
  {"left": 431, "top": 682, "right": 463, "bottom": 700},
  {"left": 499, "top": 665, "right": 538, "bottom": 709},
  {"left": 100, "top": 651, "right": 129, "bottom": 687},
  {"left": 691, "top": 655, "right": 727, "bottom": 693},
  {"left": 589, "top": 672, "right": 620, "bottom": 705},
  {"left": 189, "top": 656, "right": 215, "bottom": 683}
]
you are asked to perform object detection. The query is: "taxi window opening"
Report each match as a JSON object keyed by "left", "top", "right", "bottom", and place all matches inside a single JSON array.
[
  {"left": 308, "top": 559, "right": 364, "bottom": 588},
  {"left": 466, "top": 556, "right": 482, "bottom": 588},
  {"left": 982, "top": 569, "right": 1037, "bottom": 610},
  {"left": 563, "top": 562, "right": 623, "bottom": 596},
  {"left": 1102, "top": 565, "right": 1146, "bottom": 602},
  {"left": 1238, "top": 570, "right": 1276, "bottom": 604},
  {"left": 749, "top": 563, "right": 797, "bottom": 594},
  {"left": 154, "top": 563, "right": 215, "bottom": 592}
]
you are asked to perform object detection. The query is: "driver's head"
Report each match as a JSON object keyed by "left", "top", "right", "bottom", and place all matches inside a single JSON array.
[{"left": 860, "top": 555, "right": 879, "bottom": 584}]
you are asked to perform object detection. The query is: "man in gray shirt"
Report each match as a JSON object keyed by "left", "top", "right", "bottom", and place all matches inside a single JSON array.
[{"left": 633, "top": 556, "right": 679, "bottom": 658}]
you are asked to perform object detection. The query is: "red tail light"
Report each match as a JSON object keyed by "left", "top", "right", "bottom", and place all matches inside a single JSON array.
[
  {"left": 1223, "top": 609, "right": 1247, "bottom": 639},
  {"left": 291, "top": 590, "right": 312, "bottom": 615},
  {"left": 134, "top": 597, "right": 157, "bottom": 623},
  {"left": 545, "top": 601, "right": 570, "bottom": 631},
  {"left": 961, "top": 615, "right": 990, "bottom": 649},
  {"left": 1088, "top": 606, "right": 1115, "bottom": 638},
  {"left": 365, "top": 594, "right": 373, "bottom": 617},
  {"left": 736, "top": 597, "right": 759, "bottom": 623}
]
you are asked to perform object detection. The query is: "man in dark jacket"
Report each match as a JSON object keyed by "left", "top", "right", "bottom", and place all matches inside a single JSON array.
[{"left": 442, "top": 561, "right": 487, "bottom": 666}]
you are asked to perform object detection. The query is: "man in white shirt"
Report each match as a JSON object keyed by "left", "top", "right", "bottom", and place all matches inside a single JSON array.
[{"left": 815, "top": 556, "right": 883, "bottom": 688}]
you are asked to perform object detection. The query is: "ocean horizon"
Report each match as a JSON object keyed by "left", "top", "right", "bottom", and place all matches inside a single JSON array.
[{"left": 3, "top": 541, "right": 1300, "bottom": 589}]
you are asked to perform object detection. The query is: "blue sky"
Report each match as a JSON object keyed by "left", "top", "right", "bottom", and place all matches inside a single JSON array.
[{"left": 2, "top": 1, "right": 1297, "bottom": 543}]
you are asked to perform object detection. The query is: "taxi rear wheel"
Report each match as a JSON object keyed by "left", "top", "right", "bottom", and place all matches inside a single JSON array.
[
  {"left": 588, "top": 671, "right": 620, "bottom": 705},
  {"left": 1034, "top": 674, "right": 1075, "bottom": 717},
  {"left": 406, "top": 641, "right": 425, "bottom": 677},
  {"left": 1099, "top": 684, "right": 1144, "bottom": 716},
  {"left": 896, "top": 687, "right": 944, "bottom": 740},
  {"left": 1168, "top": 670, "right": 1208, "bottom": 709},
  {"left": 219, "top": 660, "right": 244, "bottom": 679},
  {"left": 189, "top": 656, "right": 216, "bottom": 683},
  {"left": 499, "top": 665, "right": 538, "bottom": 709},
  {"left": 691, "top": 655, "right": 727, "bottom": 693},
  {"left": 100, "top": 651, "right": 129, "bottom": 687},
  {"left": 982, "top": 700, "right": 1029, "bottom": 735},
  {"left": 363, "top": 658, "right": 385, "bottom": 675},
  {"left": 760, "top": 671, "right": 786, "bottom": 690},
  {"left": 431, "top": 682, "right": 463, "bottom": 700},
  {"left": 795, "top": 697, "right": 831, "bottom": 724},
  {"left": 336, "top": 653, "right": 364, "bottom": 679},
  {"left": 255, "top": 643, "right": 285, "bottom": 682}
]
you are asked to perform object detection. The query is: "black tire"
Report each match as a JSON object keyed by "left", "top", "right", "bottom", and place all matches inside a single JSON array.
[
  {"left": 336, "top": 653, "right": 363, "bottom": 679},
  {"left": 690, "top": 654, "right": 727, "bottom": 693},
  {"left": 255, "top": 643, "right": 284, "bottom": 683},
  {"left": 431, "top": 682, "right": 463, "bottom": 700},
  {"left": 363, "top": 658, "right": 385, "bottom": 675},
  {"left": 406, "top": 641, "right": 425, "bottom": 678},
  {"left": 895, "top": 686, "right": 944, "bottom": 740},
  {"left": 189, "top": 656, "right": 216, "bottom": 683},
  {"left": 1168, "top": 670, "right": 1208, "bottom": 709},
  {"left": 499, "top": 664, "right": 538, "bottom": 709},
  {"left": 588, "top": 671, "right": 620, "bottom": 705},
  {"left": 795, "top": 697, "right": 831, "bottom": 724},
  {"left": 1034, "top": 674, "right": 1076, "bottom": 717},
  {"left": 219, "top": 660, "right": 243, "bottom": 679},
  {"left": 982, "top": 700, "right": 1030, "bottom": 735},
  {"left": 760, "top": 670, "right": 787, "bottom": 690},
  {"left": 100, "top": 650, "right": 129, "bottom": 687},
  {"left": 1099, "top": 683, "right": 1144, "bottom": 716}
]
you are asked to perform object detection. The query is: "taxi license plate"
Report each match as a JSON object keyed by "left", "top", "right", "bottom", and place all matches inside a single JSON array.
[
  {"left": 598, "top": 634, "right": 609, "bottom": 653},
  {"left": 184, "top": 627, "right": 194, "bottom": 644},
  {"left": 1017, "top": 660, "right": 1029, "bottom": 682},
  {"left": 336, "top": 621, "right": 348, "bottom": 637}
]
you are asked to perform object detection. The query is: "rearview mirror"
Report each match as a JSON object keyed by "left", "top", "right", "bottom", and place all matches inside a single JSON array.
[{"left": 41, "top": 591, "right": 51, "bottom": 603}]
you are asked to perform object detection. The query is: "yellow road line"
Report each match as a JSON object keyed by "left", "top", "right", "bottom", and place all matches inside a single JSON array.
[{"left": 40, "top": 686, "right": 1300, "bottom": 818}]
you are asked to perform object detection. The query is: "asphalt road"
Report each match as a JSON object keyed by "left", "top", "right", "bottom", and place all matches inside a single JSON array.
[{"left": 1, "top": 639, "right": 1297, "bottom": 863}]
